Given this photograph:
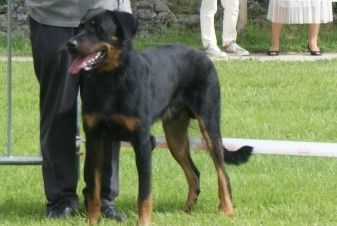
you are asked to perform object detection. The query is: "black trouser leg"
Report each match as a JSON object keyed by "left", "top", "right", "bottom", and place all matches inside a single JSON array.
[
  {"left": 101, "top": 141, "right": 121, "bottom": 206},
  {"left": 29, "top": 18, "right": 79, "bottom": 211}
]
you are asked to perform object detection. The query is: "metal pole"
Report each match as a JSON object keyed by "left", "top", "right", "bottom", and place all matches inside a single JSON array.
[
  {"left": 6, "top": 0, "right": 13, "bottom": 157},
  {"left": 0, "top": 157, "right": 42, "bottom": 165}
]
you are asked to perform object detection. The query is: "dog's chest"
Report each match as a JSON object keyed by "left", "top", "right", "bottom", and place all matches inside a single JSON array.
[
  {"left": 83, "top": 112, "right": 141, "bottom": 138},
  {"left": 82, "top": 73, "right": 153, "bottom": 136}
]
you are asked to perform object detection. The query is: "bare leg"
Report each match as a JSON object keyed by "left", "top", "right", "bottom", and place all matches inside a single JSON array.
[
  {"left": 269, "top": 22, "right": 284, "bottom": 51},
  {"left": 308, "top": 23, "right": 320, "bottom": 51}
]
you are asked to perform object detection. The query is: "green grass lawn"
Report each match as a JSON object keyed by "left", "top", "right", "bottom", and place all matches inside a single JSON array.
[
  {"left": 1, "top": 59, "right": 337, "bottom": 225},
  {"left": 134, "top": 21, "right": 337, "bottom": 54},
  {"left": 1, "top": 152, "right": 337, "bottom": 226}
]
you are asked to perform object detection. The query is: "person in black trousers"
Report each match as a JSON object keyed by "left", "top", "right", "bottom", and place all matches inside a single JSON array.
[{"left": 26, "top": 0, "right": 132, "bottom": 220}]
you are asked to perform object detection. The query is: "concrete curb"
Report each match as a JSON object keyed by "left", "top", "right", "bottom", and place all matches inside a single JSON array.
[{"left": 211, "top": 52, "right": 337, "bottom": 62}]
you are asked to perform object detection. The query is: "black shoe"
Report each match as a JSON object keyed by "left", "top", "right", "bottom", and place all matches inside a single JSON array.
[
  {"left": 101, "top": 204, "right": 124, "bottom": 222},
  {"left": 308, "top": 44, "right": 322, "bottom": 56},
  {"left": 267, "top": 50, "right": 279, "bottom": 56},
  {"left": 46, "top": 205, "right": 77, "bottom": 219}
]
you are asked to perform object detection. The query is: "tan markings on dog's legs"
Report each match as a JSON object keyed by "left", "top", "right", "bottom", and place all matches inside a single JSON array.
[
  {"left": 137, "top": 196, "right": 152, "bottom": 226},
  {"left": 87, "top": 135, "right": 105, "bottom": 225},
  {"left": 110, "top": 114, "right": 140, "bottom": 131},
  {"left": 197, "top": 118, "right": 213, "bottom": 150},
  {"left": 216, "top": 165, "right": 234, "bottom": 215},
  {"left": 197, "top": 117, "right": 234, "bottom": 216},
  {"left": 163, "top": 111, "right": 200, "bottom": 213},
  {"left": 83, "top": 114, "right": 101, "bottom": 129},
  {"left": 167, "top": 135, "right": 199, "bottom": 213},
  {"left": 88, "top": 170, "right": 102, "bottom": 225}
]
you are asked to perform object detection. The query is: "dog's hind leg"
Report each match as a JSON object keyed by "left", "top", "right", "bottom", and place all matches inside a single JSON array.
[
  {"left": 196, "top": 115, "right": 234, "bottom": 216},
  {"left": 162, "top": 111, "right": 200, "bottom": 213}
]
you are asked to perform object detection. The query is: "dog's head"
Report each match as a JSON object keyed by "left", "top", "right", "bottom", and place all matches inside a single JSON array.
[{"left": 67, "top": 9, "right": 138, "bottom": 76}]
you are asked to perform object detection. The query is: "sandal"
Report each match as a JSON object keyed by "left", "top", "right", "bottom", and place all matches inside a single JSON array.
[
  {"left": 267, "top": 50, "right": 279, "bottom": 56},
  {"left": 308, "top": 44, "right": 322, "bottom": 56}
]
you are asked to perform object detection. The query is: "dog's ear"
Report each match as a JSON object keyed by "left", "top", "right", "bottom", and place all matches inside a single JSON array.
[{"left": 110, "top": 10, "right": 138, "bottom": 40}]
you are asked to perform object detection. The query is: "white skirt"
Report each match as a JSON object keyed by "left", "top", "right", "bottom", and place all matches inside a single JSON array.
[{"left": 267, "top": 0, "right": 334, "bottom": 24}]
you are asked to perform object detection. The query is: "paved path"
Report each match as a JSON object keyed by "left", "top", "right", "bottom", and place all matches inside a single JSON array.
[
  {"left": 212, "top": 52, "right": 337, "bottom": 62},
  {"left": 2, "top": 53, "right": 337, "bottom": 62}
]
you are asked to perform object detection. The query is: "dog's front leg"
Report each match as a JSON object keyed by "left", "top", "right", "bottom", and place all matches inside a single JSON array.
[
  {"left": 84, "top": 128, "right": 105, "bottom": 225},
  {"left": 132, "top": 135, "right": 153, "bottom": 226}
]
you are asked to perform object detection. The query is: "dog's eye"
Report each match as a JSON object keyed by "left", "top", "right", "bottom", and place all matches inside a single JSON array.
[{"left": 95, "top": 25, "right": 104, "bottom": 34}]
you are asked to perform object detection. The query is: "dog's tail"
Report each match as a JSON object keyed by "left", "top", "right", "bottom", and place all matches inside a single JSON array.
[{"left": 223, "top": 145, "right": 253, "bottom": 165}]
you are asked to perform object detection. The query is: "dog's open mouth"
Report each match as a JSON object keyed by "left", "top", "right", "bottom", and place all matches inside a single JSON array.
[{"left": 69, "top": 50, "right": 106, "bottom": 75}]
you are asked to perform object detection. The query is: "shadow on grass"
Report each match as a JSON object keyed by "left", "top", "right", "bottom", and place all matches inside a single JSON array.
[
  {"left": 0, "top": 198, "right": 44, "bottom": 220},
  {"left": 115, "top": 195, "right": 188, "bottom": 215}
]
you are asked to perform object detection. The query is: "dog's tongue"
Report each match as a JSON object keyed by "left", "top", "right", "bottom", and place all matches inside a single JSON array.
[{"left": 68, "top": 53, "right": 96, "bottom": 76}]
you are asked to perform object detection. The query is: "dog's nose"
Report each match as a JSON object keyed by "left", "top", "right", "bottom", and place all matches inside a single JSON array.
[{"left": 67, "top": 39, "right": 78, "bottom": 50}]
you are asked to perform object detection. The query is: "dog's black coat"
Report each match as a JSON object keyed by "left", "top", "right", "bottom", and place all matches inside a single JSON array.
[{"left": 67, "top": 8, "right": 252, "bottom": 225}]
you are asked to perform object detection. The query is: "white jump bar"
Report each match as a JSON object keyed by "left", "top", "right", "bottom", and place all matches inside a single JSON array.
[
  {"left": 147, "top": 137, "right": 337, "bottom": 157},
  {"left": 222, "top": 138, "right": 337, "bottom": 157}
]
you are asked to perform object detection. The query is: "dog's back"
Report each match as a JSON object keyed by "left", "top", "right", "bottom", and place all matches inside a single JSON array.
[
  {"left": 128, "top": 44, "right": 220, "bottom": 121},
  {"left": 140, "top": 44, "right": 216, "bottom": 84}
]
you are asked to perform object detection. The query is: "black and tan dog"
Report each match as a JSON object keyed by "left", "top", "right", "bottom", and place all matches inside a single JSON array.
[{"left": 67, "top": 9, "right": 252, "bottom": 225}]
